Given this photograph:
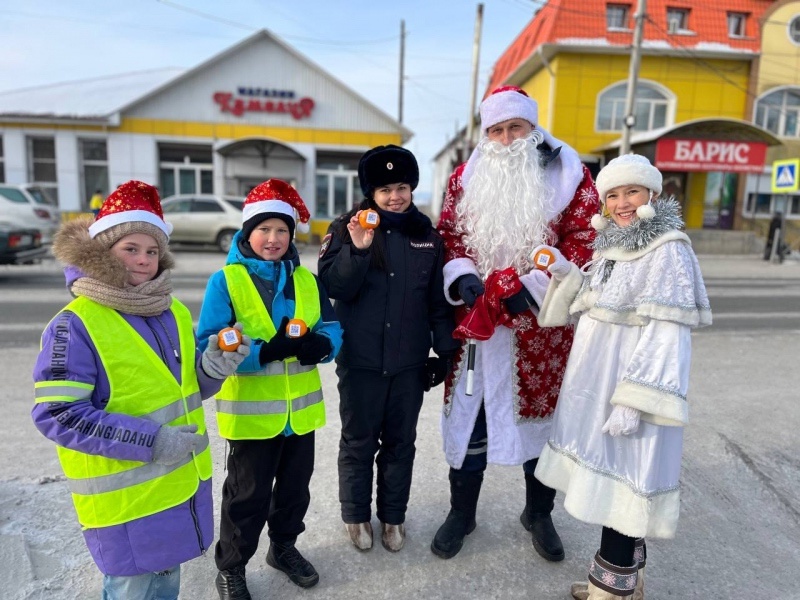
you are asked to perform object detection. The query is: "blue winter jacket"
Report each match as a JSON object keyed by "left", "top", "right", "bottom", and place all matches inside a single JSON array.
[{"left": 197, "top": 232, "right": 342, "bottom": 433}]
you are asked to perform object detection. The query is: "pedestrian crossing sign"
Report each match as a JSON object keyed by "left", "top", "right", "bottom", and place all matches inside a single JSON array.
[{"left": 771, "top": 159, "right": 800, "bottom": 193}]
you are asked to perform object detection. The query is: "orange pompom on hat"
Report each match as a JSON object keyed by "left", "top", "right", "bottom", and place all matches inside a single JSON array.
[
  {"left": 88, "top": 180, "right": 172, "bottom": 253},
  {"left": 242, "top": 179, "right": 310, "bottom": 240}
]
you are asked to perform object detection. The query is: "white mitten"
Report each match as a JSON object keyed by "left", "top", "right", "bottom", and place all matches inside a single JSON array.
[
  {"left": 601, "top": 405, "right": 641, "bottom": 436},
  {"left": 531, "top": 244, "right": 572, "bottom": 281},
  {"left": 202, "top": 322, "right": 252, "bottom": 379}
]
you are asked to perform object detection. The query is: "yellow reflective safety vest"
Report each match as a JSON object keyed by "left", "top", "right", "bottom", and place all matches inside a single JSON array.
[
  {"left": 216, "top": 264, "right": 325, "bottom": 440},
  {"left": 36, "top": 296, "right": 212, "bottom": 529}
]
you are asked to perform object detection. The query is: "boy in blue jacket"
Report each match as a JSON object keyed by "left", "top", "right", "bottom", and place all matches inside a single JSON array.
[{"left": 197, "top": 179, "right": 342, "bottom": 600}]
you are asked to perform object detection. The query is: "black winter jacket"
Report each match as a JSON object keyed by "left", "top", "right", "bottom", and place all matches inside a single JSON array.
[{"left": 318, "top": 203, "right": 459, "bottom": 376}]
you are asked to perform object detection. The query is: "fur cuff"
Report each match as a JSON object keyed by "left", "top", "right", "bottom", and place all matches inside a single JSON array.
[
  {"left": 536, "top": 443, "right": 681, "bottom": 538},
  {"left": 537, "top": 264, "right": 583, "bottom": 327},
  {"left": 443, "top": 257, "right": 480, "bottom": 305},
  {"left": 610, "top": 380, "right": 687, "bottom": 426},
  {"left": 518, "top": 270, "right": 549, "bottom": 316}
]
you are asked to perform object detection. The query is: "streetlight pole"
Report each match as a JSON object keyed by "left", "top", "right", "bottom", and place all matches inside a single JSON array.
[
  {"left": 620, "top": 0, "right": 646, "bottom": 155},
  {"left": 466, "top": 3, "right": 484, "bottom": 153},
  {"left": 398, "top": 19, "right": 406, "bottom": 124}
]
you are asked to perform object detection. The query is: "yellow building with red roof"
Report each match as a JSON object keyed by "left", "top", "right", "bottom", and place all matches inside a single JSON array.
[{"left": 436, "top": 0, "right": 800, "bottom": 246}]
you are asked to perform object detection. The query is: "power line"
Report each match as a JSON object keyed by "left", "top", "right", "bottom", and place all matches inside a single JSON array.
[
  {"left": 155, "top": 0, "right": 253, "bottom": 31},
  {"left": 155, "top": 0, "right": 398, "bottom": 46}
]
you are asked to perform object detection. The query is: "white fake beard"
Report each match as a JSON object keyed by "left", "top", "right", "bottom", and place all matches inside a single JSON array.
[{"left": 456, "top": 134, "right": 558, "bottom": 278}]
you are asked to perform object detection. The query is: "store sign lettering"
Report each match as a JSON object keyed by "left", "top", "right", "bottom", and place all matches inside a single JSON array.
[
  {"left": 213, "top": 91, "right": 315, "bottom": 120},
  {"left": 655, "top": 138, "right": 767, "bottom": 173}
]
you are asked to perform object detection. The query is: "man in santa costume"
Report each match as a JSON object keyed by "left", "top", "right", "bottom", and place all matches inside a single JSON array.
[{"left": 432, "top": 85, "right": 599, "bottom": 561}]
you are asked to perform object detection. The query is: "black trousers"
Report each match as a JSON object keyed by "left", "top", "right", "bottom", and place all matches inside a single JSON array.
[
  {"left": 214, "top": 433, "right": 315, "bottom": 571},
  {"left": 337, "top": 365, "right": 426, "bottom": 525}
]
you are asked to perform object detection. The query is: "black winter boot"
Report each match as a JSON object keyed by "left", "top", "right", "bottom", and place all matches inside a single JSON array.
[
  {"left": 266, "top": 541, "right": 320, "bottom": 588},
  {"left": 520, "top": 469, "right": 564, "bottom": 561},
  {"left": 431, "top": 469, "right": 483, "bottom": 559},
  {"left": 215, "top": 565, "right": 252, "bottom": 600}
]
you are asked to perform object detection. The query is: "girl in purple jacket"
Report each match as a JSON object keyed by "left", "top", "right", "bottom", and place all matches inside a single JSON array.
[{"left": 32, "top": 181, "right": 250, "bottom": 600}]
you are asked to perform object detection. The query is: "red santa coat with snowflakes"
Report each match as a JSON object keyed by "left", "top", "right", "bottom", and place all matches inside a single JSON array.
[{"left": 437, "top": 146, "right": 598, "bottom": 469}]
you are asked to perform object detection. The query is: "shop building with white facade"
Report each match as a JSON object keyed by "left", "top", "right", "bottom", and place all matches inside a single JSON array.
[{"left": 0, "top": 30, "right": 411, "bottom": 242}]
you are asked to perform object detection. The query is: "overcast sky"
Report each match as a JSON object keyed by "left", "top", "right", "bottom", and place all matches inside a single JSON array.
[{"left": 1, "top": 0, "right": 543, "bottom": 199}]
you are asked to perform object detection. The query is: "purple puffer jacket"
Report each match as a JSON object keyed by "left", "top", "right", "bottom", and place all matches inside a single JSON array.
[{"left": 32, "top": 268, "right": 223, "bottom": 576}]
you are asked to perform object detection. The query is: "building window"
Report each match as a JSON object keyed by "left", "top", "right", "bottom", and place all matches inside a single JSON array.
[
  {"left": 596, "top": 81, "right": 672, "bottom": 132},
  {"left": 746, "top": 192, "right": 800, "bottom": 218},
  {"left": 158, "top": 143, "right": 213, "bottom": 198},
  {"left": 80, "top": 139, "right": 109, "bottom": 209},
  {"left": 727, "top": 12, "right": 747, "bottom": 38},
  {"left": 666, "top": 8, "right": 690, "bottom": 34},
  {"left": 0, "top": 136, "right": 4, "bottom": 183},
  {"left": 315, "top": 169, "right": 360, "bottom": 218},
  {"left": 790, "top": 16, "right": 800, "bottom": 44},
  {"left": 606, "top": 4, "right": 630, "bottom": 30},
  {"left": 314, "top": 151, "right": 362, "bottom": 218},
  {"left": 27, "top": 136, "right": 58, "bottom": 204},
  {"left": 754, "top": 88, "right": 800, "bottom": 138}
]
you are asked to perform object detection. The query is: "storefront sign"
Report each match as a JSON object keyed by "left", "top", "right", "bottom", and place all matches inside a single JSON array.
[
  {"left": 213, "top": 90, "right": 315, "bottom": 120},
  {"left": 655, "top": 138, "right": 767, "bottom": 173}
]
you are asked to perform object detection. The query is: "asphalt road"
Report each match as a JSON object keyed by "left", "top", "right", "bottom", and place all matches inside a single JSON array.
[
  {"left": 2, "top": 248, "right": 798, "bottom": 345},
  {"left": 2, "top": 248, "right": 799, "bottom": 600}
]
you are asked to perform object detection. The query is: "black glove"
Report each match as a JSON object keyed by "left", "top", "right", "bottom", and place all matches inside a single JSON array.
[
  {"left": 456, "top": 274, "right": 485, "bottom": 308},
  {"left": 296, "top": 332, "right": 333, "bottom": 366},
  {"left": 259, "top": 316, "right": 304, "bottom": 365},
  {"left": 423, "top": 355, "right": 453, "bottom": 392},
  {"left": 504, "top": 287, "right": 538, "bottom": 315}
]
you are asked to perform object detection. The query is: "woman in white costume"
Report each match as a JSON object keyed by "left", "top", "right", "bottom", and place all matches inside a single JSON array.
[{"left": 532, "top": 154, "right": 711, "bottom": 600}]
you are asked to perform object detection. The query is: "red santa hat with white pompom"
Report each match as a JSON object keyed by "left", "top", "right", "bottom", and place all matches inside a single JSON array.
[{"left": 241, "top": 179, "right": 310, "bottom": 240}]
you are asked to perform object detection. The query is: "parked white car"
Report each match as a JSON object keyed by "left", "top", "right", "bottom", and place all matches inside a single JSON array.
[
  {"left": 0, "top": 184, "right": 60, "bottom": 244},
  {"left": 161, "top": 195, "right": 244, "bottom": 252}
]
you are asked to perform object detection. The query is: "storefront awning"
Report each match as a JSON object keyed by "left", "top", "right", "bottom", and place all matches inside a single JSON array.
[
  {"left": 215, "top": 137, "right": 306, "bottom": 161},
  {"left": 591, "top": 118, "right": 782, "bottom": 153},
  {"left": 591, "top": 118, "right": 783, "bottom": 173}
]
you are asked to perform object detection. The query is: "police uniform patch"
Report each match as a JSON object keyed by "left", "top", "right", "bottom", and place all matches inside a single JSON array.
[{"left": 319, "top": 233, "right": 332, "bottom": 258}]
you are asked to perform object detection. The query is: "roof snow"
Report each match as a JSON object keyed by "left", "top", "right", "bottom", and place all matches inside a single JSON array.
[{"left": 0, "top": 68, "right": 185, "bottom": 120}]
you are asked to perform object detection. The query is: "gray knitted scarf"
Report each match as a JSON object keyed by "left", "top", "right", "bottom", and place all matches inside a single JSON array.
[{"left": 70, "top": 269, "right": 173, "bottom": 316}]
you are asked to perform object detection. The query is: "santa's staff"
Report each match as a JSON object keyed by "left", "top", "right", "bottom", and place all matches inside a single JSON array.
[{"left": 465, "top": 339, "right": 477, "bottom": 396}]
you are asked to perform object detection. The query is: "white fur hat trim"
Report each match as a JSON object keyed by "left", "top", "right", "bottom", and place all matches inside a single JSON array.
[
  {"left": 89, "top": 210, "right": 173, "bottom": 238},
  {"left": 480, "top": 87, "right": 538, "bottom": 132},
  {"left": 596, "top": 153, "right": 662, "bottom": 200}
]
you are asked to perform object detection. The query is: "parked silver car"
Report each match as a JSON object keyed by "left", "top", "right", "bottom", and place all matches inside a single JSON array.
[
  {"left": 161, "top": 195, "right": 244, "bottom": 252},
  {"left": 0, "top": 184, "right": 60, "bottom": 244}
]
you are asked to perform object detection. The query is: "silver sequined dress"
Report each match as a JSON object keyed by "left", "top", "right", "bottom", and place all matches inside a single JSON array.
[{"left": 534, "top": 228, "right": 711, "bottom": 538}]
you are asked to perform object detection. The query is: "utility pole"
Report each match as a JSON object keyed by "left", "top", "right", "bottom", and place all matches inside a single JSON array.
[
  {"left": 399, "top": 20, "right": 406, "bottom": 124},
  {"left": 466, "top": 3, "right": 484, "bottom": 154},
  {"left": 620, "top": 0, "right": 646, "bottom": 155}
]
